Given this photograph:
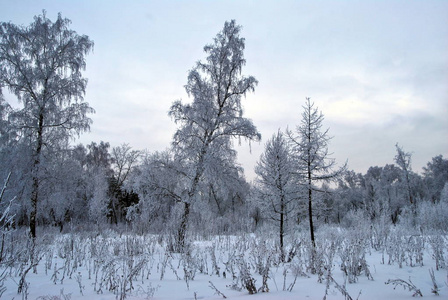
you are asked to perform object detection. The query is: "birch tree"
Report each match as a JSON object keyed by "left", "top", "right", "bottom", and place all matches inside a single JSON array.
[
  {"left": 169, "top": 20, "right": 260, "bottom": 249},
  {"left": 287, "top": 98, "right": 345, "bottom": 248},
  {"left": 0, "top": 12, "right": 94, "bottom": 238}
]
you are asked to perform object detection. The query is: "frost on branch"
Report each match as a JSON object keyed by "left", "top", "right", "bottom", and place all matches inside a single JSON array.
[
  {"left": 168, "top": 20, "right": 260, "bottom": 250},
  {"left": 385, "top": 277, "right": 422, "bottom": 297}
]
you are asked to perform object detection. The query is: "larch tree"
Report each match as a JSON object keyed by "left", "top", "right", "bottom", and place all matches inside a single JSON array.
[
  {"left": 169, "top": 20, "right": 260, "bottom": 249},
  {"left": 287, "top": 98, "right": 346, "bottom": 248},
  {"left": 0, "top": 12, "right": 94, "bottom": 238},
  {"left": 255, "top": 130, "right": 295, "bottom": 261}
]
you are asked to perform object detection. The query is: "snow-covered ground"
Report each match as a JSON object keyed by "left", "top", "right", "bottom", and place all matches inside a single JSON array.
[{"left": 2, "top": 229, "right": 447, "bottom": 299}]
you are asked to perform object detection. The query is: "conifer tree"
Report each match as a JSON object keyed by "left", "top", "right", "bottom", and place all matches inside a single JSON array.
[{"left": 287, "top": 98, "right": 345, "bottom": 248}]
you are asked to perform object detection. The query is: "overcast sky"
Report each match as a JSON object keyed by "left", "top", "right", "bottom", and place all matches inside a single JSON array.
[{"left": 2, "top": 0, "right": 447, "bottom": 180}]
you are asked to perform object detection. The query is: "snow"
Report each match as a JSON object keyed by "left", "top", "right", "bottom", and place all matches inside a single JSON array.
[{"left": 2, "top": 231, "right": 447, "bottom": 300}]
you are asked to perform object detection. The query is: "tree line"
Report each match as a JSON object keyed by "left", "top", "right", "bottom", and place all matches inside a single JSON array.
[{"left": 1, "top": 12, "right": 447, "bottom": 253}]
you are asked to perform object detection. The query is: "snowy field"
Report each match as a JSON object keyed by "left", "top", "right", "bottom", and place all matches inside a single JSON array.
[{"left": 1, "top": 227, "right": 447, "bottom": 300}]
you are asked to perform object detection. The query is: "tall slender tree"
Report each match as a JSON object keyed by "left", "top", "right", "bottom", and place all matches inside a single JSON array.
[
  {"left": 169, "top": 20, "right": 260, "bottom": 249},
  {"left": 287, "top": 98, "right": 345, "bottom": 248},
  {"left": 0, "top": 12, "right": 94, "bottom": 238},
  {"left": 255, "top": 130, "right": 295, "bottom": 261}
]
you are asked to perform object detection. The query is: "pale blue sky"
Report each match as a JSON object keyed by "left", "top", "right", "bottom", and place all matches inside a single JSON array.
[{"left": 1, "top": 0, "right": 447, "bottom": 180}]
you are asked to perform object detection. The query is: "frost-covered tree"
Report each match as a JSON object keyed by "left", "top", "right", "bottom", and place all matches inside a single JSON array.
[
  {"left": 287, "top": 98, "right": 345, "bottom": 247},
  {"left": 315, "top": 183, "right": 335, "bottom": 224},
  {"left": 88, "top": 170, "right": 110, "bottom": 225},
  {"left": 86, "top": 141, "right": 113, "bottom": 174},
  {"left": 83, "top": 141, "right": 115, "bottom": 223},
  {"left": 357, "top": 164, "right": 403, "bottom": 223},
  {"left": 0, "top": 90, "right": 20, "bottom": 191},
  {"left": 131, "top": 150, "right": 182, "bottom": 232},
  {"left": 111, "top": 143, "right": 140, "bottom": 188},
  {"left": 378, "top": 164, "right": 401, "bottom": 222},
  {"left": 363, "top": 166, "right": 382, "bottom": 220},
  {"left": 394, "top": 144, "right": 414, "bottom": 207},
  {"left": 169, "top": 20, "right": 260, "bottom": 249},
  {"left": 0, "top": 12, "right": 94, "bottom": 238},
  {"left": 38, "top": 141, "right": 85, "bottom": 231},
  {"left": 196, "top": 152, "right": 250, "bottom": 233},
  {"left": 255, "top": 130, "right": 295, "bottom": 261},
  {"left": 337, "top": 170, "right": 364, "bottom": 214},
  {"left": 0, "top": 90, "right": 13, "bottom": 149},
  {"left": 0, "top": 91, "right": 16, "bottom": 192},
  {"left": 423, "top": 155, "right": 448, "bottom": 204},
  {"left": 108, "top": 143, "right": 140, "bottom": 223}
]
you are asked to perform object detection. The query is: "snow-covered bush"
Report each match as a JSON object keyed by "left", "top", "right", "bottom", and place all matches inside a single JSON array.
[
  {"left": 338, "top": 234, "right": 373, "bottom": 283},
  {"left": 385, "top": 225, "right": 426, "bottom": 268},
  {"left": 427, "top": 234, "right": 446, "bottom": 270},
  {"left": 237, "top": 259, "right": 257, "bottom": 294},
  {"left": 370, "top": 213, "right": 392, "bottom": 252}
]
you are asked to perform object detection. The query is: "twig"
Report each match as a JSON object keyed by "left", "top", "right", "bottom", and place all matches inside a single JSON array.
[
  {"left": 209, "top": 281, "right": 227, "bottom": 299},
  {"left": 329, "top": 274, "right": 355, "bottom": 300},
  {"left": 0, "top": 172, "right": 11, "bottom": 204},
  {"left": 429, "top": 268, "right": 439, "bottom": 295}
]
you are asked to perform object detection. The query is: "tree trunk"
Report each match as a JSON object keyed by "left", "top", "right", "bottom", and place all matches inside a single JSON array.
[
  {"left": 177, "top": 148, "right": 206, "bottom": 251},
  {"left": 308, "top": 185, "right": 315, "bottom": 247},
  {"left": 307, "top": 150, "right": 315, "bottom": 248},
  {"left": 30, "top": 176, "right": 38, "bottom": 239},
  {"left": 280, "top": 210, "right": 285, "bottom": 262},
  {"left": 30, "top": 113, "right": 44, "bottom": 239},
  {"left": 177, "top": 201, "right": 190, "bottom": 251}
]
